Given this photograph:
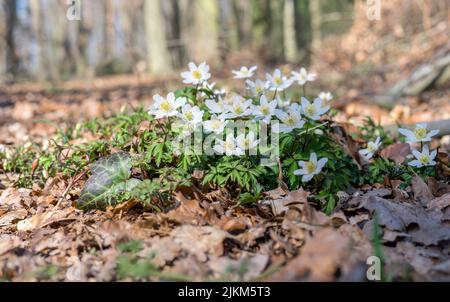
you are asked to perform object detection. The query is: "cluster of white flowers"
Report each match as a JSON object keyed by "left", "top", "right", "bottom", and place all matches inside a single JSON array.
[
  {"left": 398, "top": 123, "right": 439, "bottom": 168},
  {"left": 148, "top": 62, "right": 335, "bottom": 182},
  {"left": 358, "top": 123, "right": 440, "bottom": 168}
]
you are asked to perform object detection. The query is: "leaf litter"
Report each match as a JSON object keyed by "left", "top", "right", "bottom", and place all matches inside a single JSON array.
[{"left": 1, "top": 74, "right": 450, "bottom": 281}]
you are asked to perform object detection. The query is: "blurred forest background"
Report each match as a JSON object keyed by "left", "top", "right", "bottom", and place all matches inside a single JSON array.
[
  {"left": 0, "top": 0, "right": 362, "bottom": 82},
  {"left": 0, "top": 0, "right": 448, "bottom": 125}
]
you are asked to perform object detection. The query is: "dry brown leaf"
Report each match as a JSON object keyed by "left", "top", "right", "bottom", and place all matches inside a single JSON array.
[
  {"left": 163, "top": 192, "right": 208, "bottom": 225},
  {"left": 379, "top": 143, "right": 411, "bottom": 164},
  {"left": 208, "top": 254, "right": 269, "bottom": 281},
  {"left": 360, "top": 196, "right": 450, "bottom": 245},
  {"left": 411, "top": 175, "right": 434, "bottom": 206},
  {"left": 218, "top": 217, "right": 248, "bottom": 234},
  {"left": 0, "top": 209, "right": 28, "bottom": 227},
  {"left": 270, "top": 188, "right": 308, "bottom": 216},
  {"left": 16, "top": 207, "right": 76, "bottom": 232},
  {"left": 0, "top": 234, "right": 22, "bottom": 255},
  {"left": 171, "top": 225, "right": 233, "bottom": 262},
  {"left": 0, "top": 188, "right": 32, "bottom": 209},
  {"left": 139, "top": 236, "right": 182, "bottom": 268},
  {"left": 269, "top": 228, "right": 364, "bottom": 281},
  {"left": 427, "top": 193, "right": 450, "bottom": 211}
]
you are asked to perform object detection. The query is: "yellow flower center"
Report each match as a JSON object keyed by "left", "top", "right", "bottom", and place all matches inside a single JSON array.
[
  {"left": 414, "top": 127, "right": 427, "bottom": 140},
  {"left": 160, "top": 101, "right": 172, "bottom": 112},
  {"left": 212, "top": 120, "right": 221, "bottom": 130},
  {"left": 367, "top": 143, "right": 376, "bottom": 153},
  {"left": 261, "top": 106, "right": 270, "bottom": 115},
  {"left": 306, "top": 105, "right": 316, "bottom": 116},
  {"left": 419, "top": 155, "right": 430, "bottom": 165},
  {"left": 225, "top": 141, "right": 234, "bottom": 150},
  {"left": 192, "top": 70, "right": 202, "bottom": 80},
  {"left": 274, "top": 77, "right": 283, "bottom": 85},
  {"left": 185, "top": 112, "right": 193, "bottom": 121},
  {"left": 305, "top": 161, "right": 316, "bottom": 174},
  {"left": 234, "top": 106, "right": 243, "bottom": 115},
  {"left": 285, "top": 117, "right": 295, "bottom": 125}
]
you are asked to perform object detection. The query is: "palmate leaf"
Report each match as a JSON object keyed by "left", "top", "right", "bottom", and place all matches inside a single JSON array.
[{"left": 77, "top": 152, "right": 141, "bottom": 210}]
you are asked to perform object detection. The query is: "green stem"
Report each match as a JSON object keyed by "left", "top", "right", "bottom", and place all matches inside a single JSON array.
[
  {"left": 301, "top": 123, "right": 310, "bottom": 152},
  {"left": 272, "top": 88, "right": 278, "bottom": 101}
]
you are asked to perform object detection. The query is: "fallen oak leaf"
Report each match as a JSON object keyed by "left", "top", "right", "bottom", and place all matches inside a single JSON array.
[
  {"left": 171, "top": 225, "right": 235, "bottom": 262},
  {"left": 0, "top": 234, "right": 22, "bottom": 255},
  {"left": 217, "top": 216, "right": 248, "bottom": 234},
  {"left": 427, "top": 193, "right": 450, "bottom": 211},
  {"left": 208, "top": 254, "right": 269, "bottom": 281},
  {"left": 162, "top": 191, "right": 209, "bottom": 225},
  {"left": 360, "top": 196, "right": 450, "bottom": 246},
  {"left": 0, "top": 209, "right": 28, "bottom": 227},
  {"left": 16, "top": 207, "right": 76, "bottom": 232},
  {"left": 269, "top": 227, "right": 367, "bottom": 281},
  {"left": 411, "top": 175, "right": 434, "bottom": 206},
  {"left": 379, "top": 143, "right": 411, "bottom": 165}
]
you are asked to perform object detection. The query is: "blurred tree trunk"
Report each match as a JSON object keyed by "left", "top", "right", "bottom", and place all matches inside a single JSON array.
[
  {"left": 268, "top": 0, "right": 284, "bottom": 61},
  {"left": 29, "top": 1, "right": 43, "bottom": 80},
  {"left": 144, "top": 0, "right": 172, "bottom": 74},
  {"left": 36, "top": 0, "right": 65, "bottom": 83},
  {"left": 294, "top": 0, "right": 312, "bottom": 63},
  {"left": 232, "top": 0, "right": 252, "bottom": 47},
  {"left": 184, "top": 0, "right": 220, "bottom": 65},
  {"left": 4, "top": 0, "right": 18, "bottom": 77},
  {"left": 163, "top": 0, "right": 184, "bottom": 67},
  {"left": 0, "top": 6, "right": 6, "bottom": 80},
  {"left": 103, "top": 0, "right": 115, "bottom": 60},
  {"left": 283, "top": 0, "right": 298, "bottom": 62},
  {"left": 309, "top": 0, "right": 322, "bottom": 51},
  {"left": 250, "top": 0, "right": 271, "bottom": 49}
]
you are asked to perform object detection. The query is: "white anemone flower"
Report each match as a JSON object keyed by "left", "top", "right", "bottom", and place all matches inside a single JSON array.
[
  {"left": 225, "top": 95, "right": 253, "bottom": 118},
  {"left": 276, "top": 95, "right": 291, "bottom": 109},
  {"left": 203, "top": 114, "right": 227, "bottom": 135},
  {"left": 253, "top": 95, "right": 278, "bottom": 124},
  {"left": 172, "top": 119, "right": 198, "bottom": 137},
  {"left": 275, "top": 103, "right": 305, "bottom": 133},
  {"left": 236, "top": 132, "right": 259, "bottom": 154},
  {"left": 318, "top": 91, "right": 333, "bottom": 106},
  {"left": 301, "top": 97, "right": 329, "bottom": 120},
  {"left": 398, "top": 123, "right": 440, "bottom": 143},
  {"left": 408, "top": 145, "right": 437, "bottom": 168},
  {"left": 246, "top": 79, "right": 268, "bottom": 96},
  {"left": 178, "top": 104, "right": 204, "bottom": 125},
  {"left": 181, "top": 62, "right": 211, "bottom": 85},
  {"left": 291, "top": 67, "right": 317, "bottom": 86},
  {"left": 149, "top": 92, "right": 186, "bottom": 119},
  {"left": 205, "top": 98, "right": 227, "bottom": 114},
  {"left": 200, "top": 81, "right": 226, "bottom": 97},
  {"left": 266, "top": 69, "right": 292, "bottom": 91},
  {"left": 213, "top": 134, "right": 242, "bottom": 156},
  {"left": 294, "top": 153, "right": 328, "bottom": 182},
  {"left": 232, "top": 66, "right": 257, "bottom": 79},
  {"left": 358, "top": 137, "right": 382, "bottom": 160}
]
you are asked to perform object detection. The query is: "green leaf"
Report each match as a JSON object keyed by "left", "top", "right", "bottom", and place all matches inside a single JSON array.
[{"left": 77, "top": 152, "right": 139, "bottom": 210}]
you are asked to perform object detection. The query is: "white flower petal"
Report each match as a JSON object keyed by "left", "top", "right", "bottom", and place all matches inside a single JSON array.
[{"left": 302, "top": 174, "right": 314, "bottom": 182}]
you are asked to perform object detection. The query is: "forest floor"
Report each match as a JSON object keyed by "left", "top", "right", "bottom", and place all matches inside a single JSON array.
[{"left": 0, "top": 70, "right": 450, "bottom": 281}]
